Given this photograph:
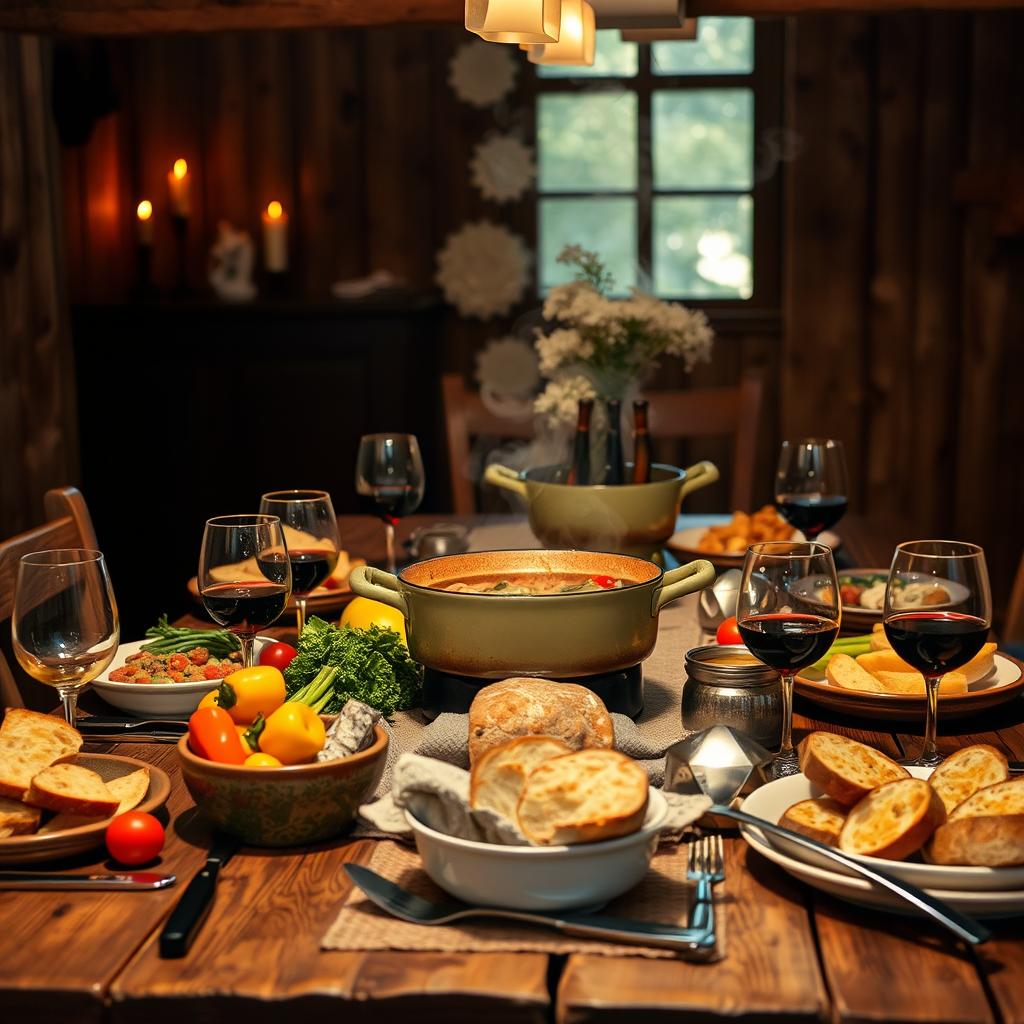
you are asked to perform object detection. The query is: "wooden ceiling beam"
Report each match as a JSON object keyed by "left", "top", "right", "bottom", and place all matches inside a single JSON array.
[{"left": 0, "top": 0, "right": 1021, "bottom": 35}]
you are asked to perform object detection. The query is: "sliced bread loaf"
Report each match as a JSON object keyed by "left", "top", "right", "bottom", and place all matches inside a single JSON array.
[
  {"left": 469, "top": 735, "right": 572, "bottom": 823},
  {"left": 779, "top": 797, "right": 847, "bottom": 846},
  {"left": 516, "top": 749, "right": 648, "bottom": 845},
  {"left": 0, "top": 708, "right": 83, "bottom": 800},
  {"left": 826, "top": 654, "right": 885, "bottom": 693},
  {"left": 25, "top": 764, "right": 119, "bottom": 817},
  {"left": 839, "top": 777, "right": 946, "bottom": 860},
  {"left": 41, "top": 767, "right": 151, "bottom": 832},
  {"left": 927, "top": 777, "right": 1024, "bottom": 867},
  {"left": 928, "top": 744, "right": 1009, "bottom": 815},
  {"left": 799, "top": 731, "right": 909, "bottom": 807},
  {"left": 0, "top": 794, "right": 41, "bottom": 837}
]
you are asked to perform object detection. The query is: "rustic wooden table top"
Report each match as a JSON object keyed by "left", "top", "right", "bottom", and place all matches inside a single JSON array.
[{"left": 3, "top": 514, "right": 1024, "bottom": 1024}]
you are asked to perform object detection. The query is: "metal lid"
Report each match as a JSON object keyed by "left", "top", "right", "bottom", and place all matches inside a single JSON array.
[{"left": 684, "top": 644, "right": 777, "bottom": 688}]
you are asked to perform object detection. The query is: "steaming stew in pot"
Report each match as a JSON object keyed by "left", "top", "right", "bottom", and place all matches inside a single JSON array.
[{"left": 440, "top": 573, "right": 627, "bottom": 595}]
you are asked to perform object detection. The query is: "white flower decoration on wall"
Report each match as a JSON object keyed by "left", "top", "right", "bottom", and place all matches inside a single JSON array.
[
  {"left": 448, "top": 40, "right": 518, "bottom": 108},
  {"left": 475, "top": 336, "right": 541, "bottom": 420},
  {"left": 436, "top": 221, "right": 531, "bottom": 319},
  {"left": 470, "top": 134, "right": 536, "bottom": 204}
]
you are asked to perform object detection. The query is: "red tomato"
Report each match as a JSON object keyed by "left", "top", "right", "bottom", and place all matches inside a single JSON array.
[
  {"left": 716, "top": 616, "right": 742, "bottom": 645},
  {"left": 258, "top": 641, "right": 297, "bottom": 671},
  {"left": 106, "top": 812, "right": 165, "bottom": 865},
  {"left": 590, "top": 575, "right": 616, "bottom": 589}
]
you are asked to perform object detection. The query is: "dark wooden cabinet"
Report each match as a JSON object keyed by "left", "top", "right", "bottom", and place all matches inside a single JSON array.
[{"left": 72, "top": 296, "right": 444, "bottom": 635}]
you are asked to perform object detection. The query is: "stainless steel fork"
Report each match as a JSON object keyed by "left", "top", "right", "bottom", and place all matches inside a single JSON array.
[{"left": 687, "top": 833, "right": 725, "bottom": 936}]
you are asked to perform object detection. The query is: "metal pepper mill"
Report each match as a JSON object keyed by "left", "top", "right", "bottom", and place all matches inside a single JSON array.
[{"left": 663, "top": 725, "right": 772, "bottom": 826}]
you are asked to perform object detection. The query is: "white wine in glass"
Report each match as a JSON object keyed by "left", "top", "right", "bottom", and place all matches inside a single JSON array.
[{"left": 12, "top": 549, "right": 120, "bottom": 728}]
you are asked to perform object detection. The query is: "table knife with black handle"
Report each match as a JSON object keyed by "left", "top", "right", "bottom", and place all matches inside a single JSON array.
[
  {"left": 0, "top": 871, "right": 176, "bottom": 890},
  {"left": 158, "top": 834, "right": 239, "bottom": 958}
]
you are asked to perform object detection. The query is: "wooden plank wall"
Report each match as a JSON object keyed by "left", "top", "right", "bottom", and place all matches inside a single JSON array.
[
  {"left": 0, "top": 35, "right": 78, "bottom": 536},
  {"left": 783, "top": 10, "right": 1024, "bottom": 612}
]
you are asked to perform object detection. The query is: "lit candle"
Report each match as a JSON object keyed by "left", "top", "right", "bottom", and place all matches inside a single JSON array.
[
  {"left": 167, "top": 158, "right": 191, "bottom": 217},
  {"left": 261, "top": 200, "right": 289, "bottom": 273},
  {"left": 136, "top": 199, "right": 154, "bottom": 245}
]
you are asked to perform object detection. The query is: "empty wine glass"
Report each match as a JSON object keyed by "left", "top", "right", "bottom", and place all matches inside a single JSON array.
[
  {"left": 355, "top": 434, "right": 425, "bottom": 574},
  {"left": 775, "top": 439, "right": 849, "bottom": 541},
  {"left": 737, "top": 541, "right": 841, "bottom": 778},
  {"left": 199, "top": 515, "right": 292, "bottom": 668},
  {"left": 259, "top": 490, "right": 340, "bottom": 635},
  {"left": 884, "top": 541, "right": 991, "bottom": 767},
  {"left": 12, "top": 549, "right": 119, "bottom": 727}
]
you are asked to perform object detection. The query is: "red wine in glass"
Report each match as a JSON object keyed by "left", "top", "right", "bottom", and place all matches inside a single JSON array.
[
  {"left": 359, "top": 486, "right": 423, "bottom": 525},
  {"left": 201, "top": 582, "right": 290, "bottom": 631},
  {"left": 884, "top": 612, "right": 989, "bottom": 676},
  {"left": 775, "top": 495, "right": 848, "bottom": 540},
  {"left": 775, "top": 440, "right": 849, "bottom": 540},
  {"left": 260, "top": 548, "right": 339, "bottom": 594},
  {"left": 737, "top": 613, "right": 839, "bottom": 672}
]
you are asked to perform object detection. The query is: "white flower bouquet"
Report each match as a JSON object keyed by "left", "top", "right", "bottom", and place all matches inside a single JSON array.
[{"left": 534, "top": 246, "right": 714, "bottom": 428}]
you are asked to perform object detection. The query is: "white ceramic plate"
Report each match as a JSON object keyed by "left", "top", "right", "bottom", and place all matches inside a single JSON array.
[
  {"left": 92, "top": 636, "right": 270, "bottom": 717},
  {"left": 739, "top": 767, "right": 1024, "bottom": 893},
  {"left": 405, "top": 788, "right": 668, "bottom": 911}
]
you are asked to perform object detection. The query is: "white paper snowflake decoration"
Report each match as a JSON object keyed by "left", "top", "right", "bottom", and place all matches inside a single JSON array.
[
  {"left": 436, "top": 221, "right": 531, "bottom": 319},
  {"left": 448, "top": 40, "right": 518, "bottom": 108},
  {"left": 475, "top": 336, "right": 540, "bottom": 419},
  {"left": 470, "top": 135, "right": 536, "bottom": 203}
]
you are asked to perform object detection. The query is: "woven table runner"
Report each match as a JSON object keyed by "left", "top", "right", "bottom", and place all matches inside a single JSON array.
[{"left": 321, "top": 839, "right": 725, "bottom": 960}]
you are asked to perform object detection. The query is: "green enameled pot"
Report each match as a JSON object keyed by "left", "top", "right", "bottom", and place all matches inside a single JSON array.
[
  {"left": 484, "top": 461, "right": 719, "bottom": 557},
  {"left": 349, "top": 550, "right": 715, "bottom": 679}
]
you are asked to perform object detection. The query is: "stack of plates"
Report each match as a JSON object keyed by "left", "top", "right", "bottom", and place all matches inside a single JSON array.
[{"left": 737, "top": 768, "right": 1024, "bottom": 918}]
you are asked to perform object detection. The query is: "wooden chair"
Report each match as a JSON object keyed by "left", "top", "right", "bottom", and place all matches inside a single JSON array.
[
  {"left": 0, "top": 487, "right": 98, "bottom": 710},
  {"left": 442, "top": 374, "right": 535, "bottom": 515},
  {"left": 647, "top": 369, "right": 765, "bottom": 512}
]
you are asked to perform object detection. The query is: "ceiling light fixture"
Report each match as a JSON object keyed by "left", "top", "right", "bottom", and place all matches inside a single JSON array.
[
  {"left": 522, "top": 0, "right": 595, "bottom": 66},
  {"left": 465, "top": 0, "right": 562, "bottom": 44}
]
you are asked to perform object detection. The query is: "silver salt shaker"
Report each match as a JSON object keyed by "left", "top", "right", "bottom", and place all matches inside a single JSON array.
[{"left": 681, "top": 644, "right": 781, "bottom": 751}]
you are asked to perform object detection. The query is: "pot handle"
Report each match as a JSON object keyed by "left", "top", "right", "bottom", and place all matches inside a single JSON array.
[
  {"left": 348, "top": 565, "right": 408, "bottom": 617},
  {"left": 652, "top": 559, "right": 716, "bottom": 616},
  {"left": 678, "top": 461, "right": 720, "bottom": 502},
  {"left": 484, "top": 463, "right": 528, "bottom": 498}
]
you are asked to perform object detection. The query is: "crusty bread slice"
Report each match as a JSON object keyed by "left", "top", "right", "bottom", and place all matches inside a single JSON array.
[
  {"left": 948, "top": 776, "right": 1024, "bottom": 821},
  {"left": 872, "top": 670, "right": 967, "bottom": 695},
  {"left": 826, "top": 653, "right": 885, "bottom": 693},
  {"left": 0, "top": 794, "right": 41, "bottom": 837},
  {"left": 798, "top": 731, "right": 909, "bottom": 807},
  {"left": 470, "top": 736, "right": 572, "bottom": 822},
  {"left": 41, "top": 767, "right": 151, "bottom": 833},
  {"left": 516, "top": 749, "right": 648, "bottom": 845},
  {"left": 25, "top": 764, "right": 119, "bottom": 817},
  {"left": 856, "top": 651, "right": 914, "bottom": 674},
  {"left": 959, "top": 643, "right": 997, "bottom": 685},
  {"left": 0, "top": 708, "right": 83, "bottom": 800},
  {"left": 779, "top": 797, "right": 846, "bottom": 846},
  {"left": 928, "top": 745, "right": 1009, "bottom": 815},
  {"left": 869, "top": 631, "right": 892, "bottom": 651},
  {"left": 839, "top": 778, "right": 946, "bottom": 860},
  {"left": 928, "top": 778, "right": 1024, "bottom": 865}
]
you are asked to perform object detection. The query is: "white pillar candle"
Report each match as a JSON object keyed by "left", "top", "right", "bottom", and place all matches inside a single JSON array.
[
  {"left": 262, "top": 201, "right": 289, "bottom": 273},
  {"left": 136, "top": 199, "right": 154, "bottom": 245},
  {"left": 167, "top": 158, "right": 191, "bottom": 217}
]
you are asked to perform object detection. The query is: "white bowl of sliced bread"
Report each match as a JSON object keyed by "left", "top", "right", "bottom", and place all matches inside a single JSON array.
[{"left": 739, "top": 732, "right": 1024, "bottom": 892}]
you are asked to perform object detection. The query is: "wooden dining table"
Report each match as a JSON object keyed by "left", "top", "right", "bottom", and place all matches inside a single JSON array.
[{"left": 3, "top": 513, "right": 1024, "bottom": 1024}]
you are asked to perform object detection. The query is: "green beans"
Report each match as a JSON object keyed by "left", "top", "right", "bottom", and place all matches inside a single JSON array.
[
  {"left": 811, "top": 634, "right": 873, "bottom": 672},
  {"left": 141, "top": 615, "right": 240, "bottom": 656}
]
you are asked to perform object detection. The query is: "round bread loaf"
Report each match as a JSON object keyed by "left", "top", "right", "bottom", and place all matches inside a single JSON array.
[{"left": 468, "top": 678, "right": 614, "bottom": 765}]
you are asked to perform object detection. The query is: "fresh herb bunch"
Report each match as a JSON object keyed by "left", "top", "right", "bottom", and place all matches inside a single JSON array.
[
  {"left": 141, "top": 615, "right": 240, "bottom": 656},
  {"left": 284, "top": 615, "right": 422, "bottom": 718}
]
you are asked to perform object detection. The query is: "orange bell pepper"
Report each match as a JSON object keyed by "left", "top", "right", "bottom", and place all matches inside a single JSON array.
[{"left": 188, "top": 706, "right": 248, "bottom": 764}]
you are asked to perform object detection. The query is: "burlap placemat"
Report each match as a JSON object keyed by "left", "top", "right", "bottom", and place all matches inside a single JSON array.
[{"left": 322, "top": 839, "right": 725, "bottom": 960}]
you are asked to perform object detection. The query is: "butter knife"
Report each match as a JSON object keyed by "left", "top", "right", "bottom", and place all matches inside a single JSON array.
[{"left": 0, "top": 871, "right": 176, "bottom": 890}]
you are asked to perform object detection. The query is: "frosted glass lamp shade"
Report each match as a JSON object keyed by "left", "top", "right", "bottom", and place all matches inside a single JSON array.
[
  {"left": 523, "top": 0, "right": 595, "bottom": 65},
  {"left": 466, "top": 0, "right": 562, "bottom": 44}
]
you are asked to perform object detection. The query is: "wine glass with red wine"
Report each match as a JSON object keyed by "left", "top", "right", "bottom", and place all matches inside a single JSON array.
[
  {"left": 355, "top": 434, "right": 425, "bottom": 574},
  {"left": 737, "top": 541, "right": 841, "bottom": 778},
  {"left": 199, "top": 514, "right": 292, "bottom": 668},
  {"left": 259, "top": 490, "right": 340, "bottom": 635},
  {"left": 774, "top": 439, "right": 849, "bottom": 541},
  {"left": 884, "top": 541, "right": 991, "bottom": 767}
]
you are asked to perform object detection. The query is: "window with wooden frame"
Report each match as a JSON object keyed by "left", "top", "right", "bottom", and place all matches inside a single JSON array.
[{"left": 532, "top": 19, "right": 783, "bottom": 313}]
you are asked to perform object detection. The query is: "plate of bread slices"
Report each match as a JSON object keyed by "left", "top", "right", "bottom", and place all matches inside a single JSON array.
[
  {"left": 736, "top": 732, "right": 1024, "bottom": 917},
  {"left": 794, "top": 625, "right": 1023, "bottom": 720},
  {"left": 0, "top": 709, "right": 171, "bottom": 864}
]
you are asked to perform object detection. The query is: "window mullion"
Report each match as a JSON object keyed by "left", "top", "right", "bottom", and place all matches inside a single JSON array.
[{"left": 637, "top": 45, "right": 652, "bottom": 288}]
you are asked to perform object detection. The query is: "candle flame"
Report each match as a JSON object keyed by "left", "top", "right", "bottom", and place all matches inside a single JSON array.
[
  {"left": 173, "top": 158, "right": 188, "bottom": 180},
  {"left": 136, "top": 199, "right": 153, "bottom": 221},
  {"left": 267, "top": 200, "right": 284, "bottom": 220}
]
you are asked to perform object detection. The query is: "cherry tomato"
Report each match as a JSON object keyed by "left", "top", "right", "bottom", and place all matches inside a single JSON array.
[
  {"left": 258, "top": 641, "right": 297, "bottom": 671},
  {"left": 105, "top": 812, "right": 165, "bottom": 865},
  {"left": 590, "top": 575, "right": 616, "bottom": 589},
  {"left": 716, "top": 615, "right": 742, "bottom": 645}
]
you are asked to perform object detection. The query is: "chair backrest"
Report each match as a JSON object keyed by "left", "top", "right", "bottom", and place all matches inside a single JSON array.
[
  {"left": 647, "top": 369, "right": 764, "bottom": 511},
  {"left": 0, "top": 487, "right": 98, "bottom": 710},
  {"left": 1005, "top": 549, "right": 1024, "bottom": 647},
  {"left": 442, "top": 374, "right": 535, "bottom": 515}
]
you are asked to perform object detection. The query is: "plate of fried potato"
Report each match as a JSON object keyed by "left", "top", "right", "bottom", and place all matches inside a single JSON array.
[{"left": 667, "top": 506, "right": 840, "bottom": 568}]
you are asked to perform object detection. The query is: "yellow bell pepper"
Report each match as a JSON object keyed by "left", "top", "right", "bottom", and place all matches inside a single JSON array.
[
  {"left": 245, "top": 752, "right": 282, "bottom": 767},
  {"left": 198, "top": 690, "right": 218, "bottom": 711},
  {"left": 213, "top": 666, "right": 286, "bottom": 725},
  {"left": 253, "top": 702, "right": 325, "bottom": 765}
]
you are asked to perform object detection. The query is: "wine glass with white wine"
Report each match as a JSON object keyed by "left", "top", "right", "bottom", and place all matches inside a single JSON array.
[{"left": 12, "top": 549, "right": 120, "bottom": 728}]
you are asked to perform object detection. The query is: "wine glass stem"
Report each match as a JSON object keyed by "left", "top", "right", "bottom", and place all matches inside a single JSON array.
[
  {"left": 384, "top": 520, "right": 397, "bottom": 574},
  {"left": 58, "top": 686, "right": 79, "bottom": 729},
  {"left": 779, "top": 671, "right": 795, "bottom": 759},
  {"left": 295, "top": 596, "right": 307, "bottom": 636},
  {"left": 239, "top": 633, "right": 255, "bottom": 669},
  {"left": 921, "top": 675, "right": 941, "bottom": 764}
]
